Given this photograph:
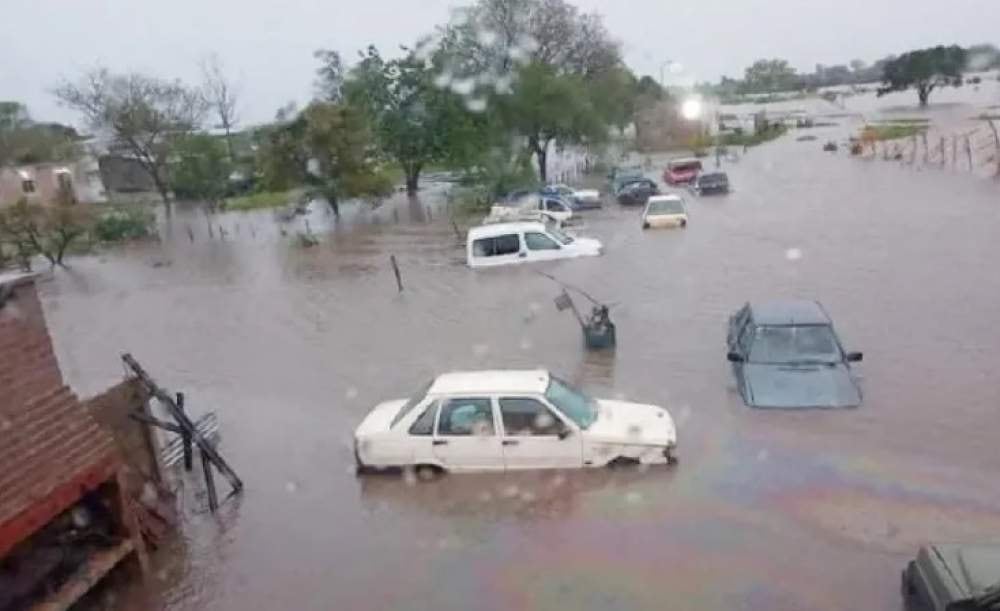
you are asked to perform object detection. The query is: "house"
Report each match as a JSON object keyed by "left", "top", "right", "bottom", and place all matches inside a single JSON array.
[
  {"left": 0, "top": 272, "right": 150, "bottom": 608},
  {"left": 0, "top": 156, "right": 107, "bottom": 206}
]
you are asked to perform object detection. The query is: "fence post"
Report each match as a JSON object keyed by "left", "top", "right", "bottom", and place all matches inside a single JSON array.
[{"left": 177, "top": 392, "right": 192, "bottom": 472}]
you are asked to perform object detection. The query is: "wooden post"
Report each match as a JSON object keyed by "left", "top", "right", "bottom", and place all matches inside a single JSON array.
[
  {"left": 201, "top": 449, "right": 218, "bottom": 512},
  {"left": 921, "top": 132, "right": 929, "bottom": 165},
  {"left": 952, "top": 136, "right": 958, "bottom": 169},
  {"left": 965, "top": 135, "right": 974, "bottom": 171},
  {"left": 206, "top": 218, "right": 214, "bottom": 239},
  {"left": 451, "top": 219, "right": 462, "bottom": 241},
  {"left": 988, "top": 119, "right": 1000, "bottom": 177},
  {"left": 390, "top": 255, "right": 403, "bottom": 292},
  {"left": 186, "top": 224, "right": 195, "bottom": 243},
  {"left": 177, "top": 392, "right": 192, "bottom": 472},
  {"left": 426, "top": 206, "right": 433, "bottom": 221},
  {"left": 939, "top": 137, "right": 946, "bottom": 168}
]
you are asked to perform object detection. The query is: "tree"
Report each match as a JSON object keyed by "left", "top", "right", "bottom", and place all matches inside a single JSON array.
[
  {"left": 345, "top": 45, "right": 483, "bottom": 195},
  {"left": 257, "top": 101, "right": 392, "bottom": 215},
  {"left": 200, "top": 55, "right": 240, "bottom": 162},
  {"left": 0, "top": 190, "right": 91, "bottom": 268},
  {"left": 850, "top": 59, "right": 867, "bottom": 73},
  {"left": 54, "top": 69, "right": 206, "bottom": 204},
  {"left": 170, "top": 133, "right": 232, "bottom": 207},
  {"left": 497, "top": 62, "right": 604, "bottom": 180},
  {"left": 440, "top": 0, "right": 625, "bottom": 179},
  {"left": 314, "top": 49, "right": 346, "bottom": 102},
  {"left": 877, "top": 46, "right": 967, "bottom": 106},
  {"left": 742, "top": 59, "right": 798, "bottom": 93},
  {"left": 0, "top": 102, "right": 80, "bottom": 167}
]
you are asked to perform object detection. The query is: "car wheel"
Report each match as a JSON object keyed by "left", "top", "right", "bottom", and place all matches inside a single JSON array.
[
  {"left": 413, "top": 464, "right": 445, "bottom": 481},
  {"left": 642, "top": 222, "right": 650, "bottom": 229}
]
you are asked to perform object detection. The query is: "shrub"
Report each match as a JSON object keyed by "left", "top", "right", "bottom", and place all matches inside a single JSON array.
[{"left": 92, "top": 206, "right": 155, "bottom": 242}]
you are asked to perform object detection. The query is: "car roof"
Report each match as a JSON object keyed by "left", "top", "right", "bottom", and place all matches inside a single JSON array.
[
  {"left": 428, "top": 370, "right": 550, "bottom": 395},
  {"left": 468, "top": 221, "right": 545, "bottom": 238},
  {"left": 669, "top": 158, "right": 701, "bottom": 166},
  {"left": 648, "top": 194, "right": 682, "bottom": 202},
  {"left": 750, "top": 300, "right": 831, "bottom": 325}
]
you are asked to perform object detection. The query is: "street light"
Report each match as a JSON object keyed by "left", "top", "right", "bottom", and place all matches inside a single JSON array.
[{"left": 659, "top": 60, "right": 673, "bottom": 89}]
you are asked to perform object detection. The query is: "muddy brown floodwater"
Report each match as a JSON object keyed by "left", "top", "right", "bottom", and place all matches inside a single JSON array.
[{"left": 39, "top": 131, "right": 1000, "bottom": 611}]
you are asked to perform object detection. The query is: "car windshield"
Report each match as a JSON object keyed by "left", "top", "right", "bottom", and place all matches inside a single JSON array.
[
  {"left": 671, "top": 161, "right": 702, "bottom": 171},
  {"left": 648, "top": 199, "right": 684, "bottom": 214},
  {"left": 749, "top": 325, "right": 843, "bottom": 365},
  {"left": 546, "top": 225, "right": 574, "bottom": 245},
  {"left": 545, "top": 376, "right": 597, "bottom": 429},
  {"left": 389, "top": 379, "right": 433, "bottom": 428}
]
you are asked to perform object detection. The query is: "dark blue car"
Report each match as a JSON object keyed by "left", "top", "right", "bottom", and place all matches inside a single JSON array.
[{"left": 726, "top": 300, "right": 864, "bottom": 408}]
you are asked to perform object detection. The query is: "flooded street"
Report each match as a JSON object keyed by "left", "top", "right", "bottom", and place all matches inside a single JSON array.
[{"left": 38, "top": 132, "right": 1000, "bottom": 611}]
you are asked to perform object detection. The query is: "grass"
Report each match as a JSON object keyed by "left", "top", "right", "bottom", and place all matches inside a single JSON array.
[
  {"left": 872, "top": 118, "right": 931, "bottom": 125},
  {"left": 859, "top": 124, "right": 928, "bottom": 141},
  {"left": 223, "top": 189, "right": 302, "bottom": 211},
  {"left": 719, "top": 124, "right": 789, "bottom": 147}
]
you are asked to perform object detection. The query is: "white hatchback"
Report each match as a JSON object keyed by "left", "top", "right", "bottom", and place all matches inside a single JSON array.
[
  {"left": 354, "top": 370, "right": 678, "bottom": 473},
  {"left": 466, "top": 221, "right": 602, "bottom": 268}
]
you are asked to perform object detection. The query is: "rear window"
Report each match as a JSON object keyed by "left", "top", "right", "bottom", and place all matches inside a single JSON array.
[
  {"left": 670, "top": 161, "right": 702, "bottom": 171},
  {"left": 472, "top": 234, "right": 521, "bottom": 257}
]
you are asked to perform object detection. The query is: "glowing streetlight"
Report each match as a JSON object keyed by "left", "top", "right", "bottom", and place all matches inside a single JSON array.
[{"left": 681, "top": 98, "right": 703, "bottom": 121}]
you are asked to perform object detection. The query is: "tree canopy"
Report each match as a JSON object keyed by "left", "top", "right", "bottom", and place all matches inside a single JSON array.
[
  {"left": 877, "top": 45, "right": 967, "bottom": 106},
  {"left": 54, "top": 69, "right": 206, "bottom": 203},
  {"left": 742, "top": 59, "right": 799, "bottom": 94},
  {"left": 0, "top": 101, "right": 81, "bottom": 167}
]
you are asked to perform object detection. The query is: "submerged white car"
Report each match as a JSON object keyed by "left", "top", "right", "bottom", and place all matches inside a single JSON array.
[
  {"left": 354, "top": 370, "right": 678, "bottom": 473},
  {"left": 642, "top": 195, "right": 688, "bottom": 229},
  {"left": 466, "top": 221, "right": 602, "bottom": 268}
]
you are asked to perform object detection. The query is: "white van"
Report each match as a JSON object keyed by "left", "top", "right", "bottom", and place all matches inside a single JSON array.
[{"left": 466, "top": 221, "right": 602, "bottom": 268}]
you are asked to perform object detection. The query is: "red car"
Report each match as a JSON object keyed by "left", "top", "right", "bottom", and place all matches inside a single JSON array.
[{"left": 663, "top": 158, "right": 703, "bottom": 185}]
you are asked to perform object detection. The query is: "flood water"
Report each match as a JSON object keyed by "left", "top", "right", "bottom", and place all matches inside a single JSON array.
[{"left": 39, "top": 131, "right": 1000, "bottom": 610}]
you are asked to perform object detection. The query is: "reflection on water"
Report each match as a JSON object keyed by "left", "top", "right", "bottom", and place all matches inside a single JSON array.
[{"left": 38, "top": 139, "right": 1000, "bottom": 611}]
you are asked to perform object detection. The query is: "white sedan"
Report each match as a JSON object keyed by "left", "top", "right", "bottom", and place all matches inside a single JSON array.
[{"left": 354, "top": 370, "right": 678, "bottom": 473}]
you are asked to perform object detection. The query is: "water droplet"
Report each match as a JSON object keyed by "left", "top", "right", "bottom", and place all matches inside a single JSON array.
[
  {"left": 520, "top": 338, "right": 533, "bottom": 351},
  {"left": 450, "top": 79, "right": 475, "bottom": 96},
  {"left": 157, "top": 569, "right": 170, "bottom": 582},
  {"left": 345, "top": 387, "right": 358, "bottom": 400},
  {"left": 403, "top": 469, "right": 418, "bottom": 486},
  {"left": 501, "top": 484, "right": 520, "bottom": 498},
  {"left": 625, "top": 491, "right": 643, "bottom": 504},
  {"left": 465, "top": 98, "right": 487, "bottom": 113},
  {"left": 756, "top": 449, "right": 769, "bottom": 462},
  {"left": 785, "top": 248, "right": 803, "bottom": 261},
  {"left": 676, "top": 404, "right": 692, "bottom": 425},
  {"left": 519, "top": 490, "right": 536, "bottom": 503},
  {"left": 472, "top": 343, "right": 490, "bottom": 357},
  {"left": 478, "top": 491, "right": 493, "bottom": 503},
  {"left": 285, "top": 481, "right": 299, "bottom": 493},
  {"left": 0, "top": 418, "right": 11, "bottom": 431}
]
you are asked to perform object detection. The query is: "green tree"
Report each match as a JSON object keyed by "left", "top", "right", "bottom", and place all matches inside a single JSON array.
[
  {"left": 345, "top": 45, "right": 479, "bottom": 195},
  {"left": 497, "top": 62, "right": 604, "bottom": 181},
  {"left": 170, "top": 133, "right": 232, "bottom": 207},
  {"left": 0, "top": 101, "right": 80, "bottom": 167},
  {"left": 0, "top": 191, "right": 92, "bottom": 268},
  {"left": 257, "top": 101, "right": 392, "bottom": 216},
  {"left": 742, "top": 59, "right": 799, "bottom": 93},
  {"left": 877, "top": 45, "right": 967, "bottom": 106},
  {"left": 54, "top": 69, "right": 206, "bottom": 205}
]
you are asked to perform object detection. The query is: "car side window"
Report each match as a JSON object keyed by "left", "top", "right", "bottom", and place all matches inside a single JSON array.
[
  {"left": 544, "top": 199, "right": 566, "bottom": 212},
  {"left": 408, "top": 401, "right": 438, "bottom": 436},
  {"left": 525, "top": 232, "right": 560, "bottom": 251},
  {"left": 494, "top": 234, "right": 520, "bottom": 256},
  {"left": 437, "top": 398, "right": 494, "bottom": 436},
  {"left": 738, "top": 322, "right": 755, "bottom": 355},
  {"left": 472, "top": 237, "right": 495, "bottom": 257},
  {"left": 498, "top": 398, "right": 566, "bottom": 436}
]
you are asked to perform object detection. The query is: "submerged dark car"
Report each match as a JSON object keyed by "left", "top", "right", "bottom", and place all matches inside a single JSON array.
[
  {"left": 616, "top": 179, "right": 659, "bottom": 206},
  {"left": 726, "top": 300, "right": 863, "bottom": 408},
  {"left": 693, "top": 171, "right": 730, "bottom": 195},
  {"left": 903, "top": 543, "right": 1000, "bottom": 610}
]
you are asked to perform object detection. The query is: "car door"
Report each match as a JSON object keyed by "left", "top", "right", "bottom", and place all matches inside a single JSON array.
[
  {"left": 431, "top": 397, "right": 504, "bottom": 471},
  {"left": 497, "top": 396, "right": 582, "bottom": 469},
  {"left": 523, "top": 231, "right": 566, "bottom": 262}
]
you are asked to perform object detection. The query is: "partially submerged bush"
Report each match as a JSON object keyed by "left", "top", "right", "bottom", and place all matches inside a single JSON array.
[{"left": 92, "top": 206, "right": 155, "bottom": 242}]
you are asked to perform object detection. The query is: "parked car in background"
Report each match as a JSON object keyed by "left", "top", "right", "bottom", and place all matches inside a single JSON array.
[
  {"left": 692, "top": 171, "right": 730, "bottom": 195},
  {"left": 663, "top": 158, "right": 703, "bottom": 185},
  {"left": 642, "top": 195, "right": 688, "bottom": 229},
  {"left": 902, "top": 543, "right": 1000, "bottom": 610},
  {"left": 466, "top": 221, "right": 601, "bottom": 268},
  {"left": 490, "top": 194, "right": 574, "bottom": 224},
  {"left": 609, "top": 165, "right": 646, "bottom": 193},
  {"left": 726, "top": 300, "right": 864, "bottom": 409},
  {"left": 616, "top": 178, "right": 659, "bottom": 206},
  {"left": 541, "top": 183, "right": 602, "bottom": 209},
  {"left": 354, "top": 369, "right": 678, "bottom": 473}
]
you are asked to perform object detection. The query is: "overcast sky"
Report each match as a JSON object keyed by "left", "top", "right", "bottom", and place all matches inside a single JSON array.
[{"left": 2, "top": 0, "right": 997, "bottom": 128}]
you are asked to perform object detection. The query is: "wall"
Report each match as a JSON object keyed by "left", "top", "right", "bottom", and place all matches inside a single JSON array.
[
  {"left": 0, "top": 158, "right": 108, "bottom": 206},
  {"left": 84, "top": 378, "right": 161, "bottom": 488}
]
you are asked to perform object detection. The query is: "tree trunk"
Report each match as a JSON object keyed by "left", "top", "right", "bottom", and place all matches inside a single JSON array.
[
  {"left": 328, "top": 193, "right": 340, "bottom": 217},
  {"left": 531, "top": 138, "right": 550, "bottom": 183},
  {"left": 223, "top": 126, "right": 236, "bottom": 163},
  {"left": 404, "top": 163, "right": 421, "bottom": 196},
  {"left": 917, "top": 84, "right": 931, "bottom": 107}
]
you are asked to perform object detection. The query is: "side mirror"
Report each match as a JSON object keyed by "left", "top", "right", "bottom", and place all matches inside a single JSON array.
[
  {"left": 557, "top": 428, "right": 572, "bottom": 440},
  {"left": 846, "top": 351, "right": 864, "bottom": 362},
  {"left": 727, "top": 352, "right": 744, "bottom": 363}
]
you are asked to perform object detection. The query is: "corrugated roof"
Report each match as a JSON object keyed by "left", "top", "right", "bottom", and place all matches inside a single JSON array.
[{"left": 0, "top": 279, "right": 119, "bottom": 557}]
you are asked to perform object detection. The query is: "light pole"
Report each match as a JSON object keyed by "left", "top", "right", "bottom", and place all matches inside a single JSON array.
[{"left": 659, "top": 60, "right": 674, "bottom": 89}]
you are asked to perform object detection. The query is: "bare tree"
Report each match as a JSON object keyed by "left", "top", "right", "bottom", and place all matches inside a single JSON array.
[
  {"left": 201, "top": 54, "right": 241, "bottom": 161},
  {"left": 54, "top": 68, "right": 206, "bottom": 205}
]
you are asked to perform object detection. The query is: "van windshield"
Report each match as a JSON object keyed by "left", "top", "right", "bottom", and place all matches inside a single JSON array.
[{"left": 547, "top": 225, "right": 574, "bottom": 245}]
